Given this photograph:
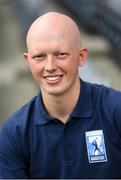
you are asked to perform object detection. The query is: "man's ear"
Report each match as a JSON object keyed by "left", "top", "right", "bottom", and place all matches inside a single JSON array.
[
  {"left": 79, "top": 48, "right": 88, "bottom": 66},
  {"left": 23, "top": 52, "right": 31, "bottom": 70},
  {"left": 23, "top": 52, "right": 29, "bottom": 61}
]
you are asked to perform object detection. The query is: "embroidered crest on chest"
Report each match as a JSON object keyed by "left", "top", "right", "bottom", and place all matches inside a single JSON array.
[{"left": 85, "top": 130, "right": 107, "bottom": 163}]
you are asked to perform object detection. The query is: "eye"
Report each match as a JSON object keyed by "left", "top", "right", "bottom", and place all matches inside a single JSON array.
[
  {"left": 34, "top": 54, "right": 46, "bottom": 61},
  {"left": 57, "top": 52, "right": 68, "bottom": 59}
]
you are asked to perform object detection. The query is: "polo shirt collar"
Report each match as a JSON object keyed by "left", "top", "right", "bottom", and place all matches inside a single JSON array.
[
  {"left": 34, "top": 79, "right": 93, "bottom": 125},
  {"left": 71, "top": 79, "right": 93, "bottom": 118},
  {"left": 34, "top": 94, "right": 54, "bottom": 125}
]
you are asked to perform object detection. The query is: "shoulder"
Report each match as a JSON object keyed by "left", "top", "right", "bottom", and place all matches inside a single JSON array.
[
  {"left": 0, "top": 94, "right": 40, "bottom": 137},
  {"left": 0, "top": 94, "right": 42, "bottom": 156},
  {"left": 96, "top": 84, "right": 121, "bottom": 105},
  {"left": 0, "top": 95, "right": 41, "bottom": 178},
  {"left": 85, "top": 81, "right": 121, "bottom": 105},
  {"left": 86, "top": 81, "right": 121, "bottom": 131},
  {"left": 82, "top": 80, "right": 121, "bottom": 114}
]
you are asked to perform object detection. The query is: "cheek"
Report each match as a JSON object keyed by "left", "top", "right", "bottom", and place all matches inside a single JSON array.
[
  {"left": 30, "top": 66, "right": 43, "bottom": 84},
  {"left": 28, "top": 62, "right": 43, "bottom": 75},
  {"left": 67, "top": 58, "right": 79, "bottom": 72},
  {"left": 60, "top": 59, "right": 79, "bottom": 77}
]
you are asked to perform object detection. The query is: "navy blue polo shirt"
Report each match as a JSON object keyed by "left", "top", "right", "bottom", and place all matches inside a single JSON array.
[{"left": 0, "top": 80, "right": 121, "bottom": 179}]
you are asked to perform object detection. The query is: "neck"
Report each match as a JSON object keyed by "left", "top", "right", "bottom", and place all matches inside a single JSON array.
[{"left": 41, "top": 79, "right": 81, "bottom": 123}]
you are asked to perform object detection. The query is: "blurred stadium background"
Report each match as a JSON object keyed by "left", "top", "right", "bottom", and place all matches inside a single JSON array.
[{"left": 1, "top": 0, "right": 121, "bottom": 125}]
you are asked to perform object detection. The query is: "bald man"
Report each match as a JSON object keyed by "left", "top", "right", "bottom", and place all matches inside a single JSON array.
[{"left": 1, "top": 12, "right": 121, "bottom": 179}]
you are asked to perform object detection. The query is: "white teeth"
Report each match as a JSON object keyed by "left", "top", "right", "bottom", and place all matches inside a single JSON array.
[{"left": 46, "top": 76, "right": 61, "bottom": 81}]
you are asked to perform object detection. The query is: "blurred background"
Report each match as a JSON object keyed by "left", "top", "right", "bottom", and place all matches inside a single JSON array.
[{"left": 1, "top": 0, "right": 121, "bottom": 125}]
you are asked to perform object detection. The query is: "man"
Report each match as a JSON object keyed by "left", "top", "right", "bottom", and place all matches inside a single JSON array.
[
  {"left": 0, "top": 12, "right": 121, "bottom": 179},
  {"left": 92, "top": 137, "right": 103, "bottom": 155}
]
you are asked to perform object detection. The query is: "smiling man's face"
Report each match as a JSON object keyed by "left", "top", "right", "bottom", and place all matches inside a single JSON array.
[{"left": 24, "top": 12, "right": 87, "bottom": 97}]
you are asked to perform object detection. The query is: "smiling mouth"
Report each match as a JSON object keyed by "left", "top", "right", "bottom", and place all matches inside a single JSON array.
[
  {"left": 45, "top": 75, "right": 62, "bottom": 81},
  {"left": 44, "top": 75, "right": 63, "bottom": 83}
]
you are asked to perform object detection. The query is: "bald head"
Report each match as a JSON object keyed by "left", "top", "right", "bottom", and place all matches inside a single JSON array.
[{"left": 26, "top": 12, "right": 81, "bottom": 51}]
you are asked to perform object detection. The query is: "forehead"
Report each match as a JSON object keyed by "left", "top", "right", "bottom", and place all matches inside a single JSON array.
[
  {"left": 29, "top": 36, "right": 75, "bottom": 55},
  {"left": 28, "top": 29, "right": 78, "bottom": 54}
]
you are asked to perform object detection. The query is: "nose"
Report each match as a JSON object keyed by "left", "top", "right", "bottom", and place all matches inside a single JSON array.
[{"left": 45, "top": 55, "right": 57, "bottom": 72}]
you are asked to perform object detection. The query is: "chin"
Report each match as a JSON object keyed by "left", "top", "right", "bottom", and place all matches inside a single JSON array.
[
  {"left": 41, "top": 81, "right": 73, "bottom": 96},
  {"left": 46, "top": 90, "right": 65, "bottom": 96},
  {"left": 42, "top": 86, "right": 68, "bottom": 97}
]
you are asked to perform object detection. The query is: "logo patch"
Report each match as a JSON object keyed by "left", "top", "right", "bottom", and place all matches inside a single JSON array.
[{"left": 85, "top": 130, "right": 107, "bottom": 163}]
